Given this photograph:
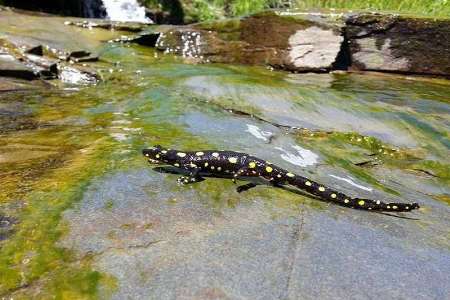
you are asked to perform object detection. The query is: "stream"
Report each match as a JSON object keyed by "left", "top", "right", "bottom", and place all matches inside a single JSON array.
[{"left": 0, "top": 10, "right": 450, "bottom": 299}]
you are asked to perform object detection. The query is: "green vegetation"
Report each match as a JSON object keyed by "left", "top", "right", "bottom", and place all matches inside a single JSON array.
[
  {"left": 141, "top": 0, "right": 291, "bottom": 22},
  {"left": 295, "top": 0, "right": 450, "bottom": 18},
  {"left": 141, "top": 0, "right": 450, "bottom": 22}
]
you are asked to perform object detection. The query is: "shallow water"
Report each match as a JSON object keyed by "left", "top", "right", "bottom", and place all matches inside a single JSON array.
[{"left": 1, "top": 38, "right": 450, "bottom": 298}]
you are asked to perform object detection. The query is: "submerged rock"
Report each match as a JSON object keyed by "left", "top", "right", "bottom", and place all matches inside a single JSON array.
[{"left": 58, "top": 66, "right": 99, "bottom": 85}]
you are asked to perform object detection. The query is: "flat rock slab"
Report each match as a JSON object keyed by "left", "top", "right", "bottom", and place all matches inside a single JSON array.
[
  {"left": 347, "top": 14, "right": 450, "bottom": 76},
  {"left": 0, "top": 53, "right": 37, "bottom": 80},
  {"left": 62, "top": 169, "right": 450, "bottom": 299}
]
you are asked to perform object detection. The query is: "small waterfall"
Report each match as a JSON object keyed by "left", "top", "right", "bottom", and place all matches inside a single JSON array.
[{"left": 100, "top": 0, "right": 152, "bottom": 23}]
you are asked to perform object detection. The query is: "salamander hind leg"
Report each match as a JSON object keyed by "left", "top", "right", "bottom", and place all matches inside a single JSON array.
[{"left": 236, "top": 183, "right": 258, "bottom": 193}]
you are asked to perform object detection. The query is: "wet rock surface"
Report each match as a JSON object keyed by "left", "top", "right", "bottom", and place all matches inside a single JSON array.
[{"left": 61, "top": 169, "right": 450, "bottom": 299}]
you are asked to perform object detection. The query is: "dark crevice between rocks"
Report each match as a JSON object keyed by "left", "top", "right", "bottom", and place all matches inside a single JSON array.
[{"left": 332, "top": 27, "right": 352, "bottom": 71}]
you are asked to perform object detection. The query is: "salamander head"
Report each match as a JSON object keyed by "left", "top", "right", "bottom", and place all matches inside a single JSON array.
[{"left": 142, "top": 145, "right": 169, "bottom": 164}]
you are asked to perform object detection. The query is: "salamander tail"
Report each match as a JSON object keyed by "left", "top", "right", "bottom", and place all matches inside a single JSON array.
[{"left": 286, "top": 175, "right": 420, "bottom": 212}]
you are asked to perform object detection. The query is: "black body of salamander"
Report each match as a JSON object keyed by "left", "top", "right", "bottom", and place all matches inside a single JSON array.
[{"left": 143, "top": 145, "right": 420, "bottom": 212}]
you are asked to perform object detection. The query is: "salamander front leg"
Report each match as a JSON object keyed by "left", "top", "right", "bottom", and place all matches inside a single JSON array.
[
  {"left": 177, "top": 168, "right": 204, "bottom": 185},
  {"left": 236, "top": 183, "right": 258, "bottom": 193}
]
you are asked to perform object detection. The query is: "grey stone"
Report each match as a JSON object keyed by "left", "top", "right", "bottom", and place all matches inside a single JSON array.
[
  {"left": 347, "top": 14, "right": 450, "bottom": 76},
  {"left": 62, "top": 168, "right": 450, "bottom": 300}
]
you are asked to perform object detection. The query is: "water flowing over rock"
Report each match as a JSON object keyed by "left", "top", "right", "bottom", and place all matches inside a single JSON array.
[
  {"left": 100, "top": 0, "right": 152, "bottom": 23},
  {"left": 1, "top": 7, "right": 450, "bottom": 299}
]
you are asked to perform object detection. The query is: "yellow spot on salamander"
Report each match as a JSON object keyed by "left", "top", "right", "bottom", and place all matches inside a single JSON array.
[
  {"left": 387, "top": 205, "right": 391, "bottom": 209},
  {"left": 331, "top": 193, "right": 337, "bottom": 198},
  {"left": 266, "top": 166, "right": 273, "bottom": 173},
  {"left": 212, "top": 152, "right": 219, "bottom": 158},
  {"left": 161, "top": 150, "right": 167, "bottom": 154},
  {"left": 228, "top": 157, "right": 238, "bottom": 164},
  {"left": 145, "top": 153, "right": 149, "bottom": 157},
  {"left": 318, "top": 186, "right": 325, "bottom": 192},
  {"left": 277, "top": 174, "right": 282, "bottom": 178},
  {"left": 189, "top": 163, "right": 197, "bottom": 168},
  {"left": 344, "top": 199, "right": 350, "bottom": 203},
  {"left": 195, "top": 152, "right": 204, "bottom": 156},
  {"left": 392, "top": 205, "right": 398, "bottom": 210},
  {"left": 155, "top": 154, "right": 160, "bottom": 158},
  {"left": 248, "top": 162, "right": 256, "bottom": 168},
  {"left": 305, "top": 181, "right": 312, "bottom": 186},
  {"left": 286, "top": 173, "right": 295, "bottom": 178},
  {"left": 177, "top": 152, "right": 186, "bottom": 157},
  {"left": 174, "top": 163, "right": 180, "bottom": 167},
  {"left": 204, "top": 162, "right": 209, "bottom": 167},
  {"left": 358, "top": 200, "right": 365, "bottom": 206},
  {"left": 211, "top": 166, "right": 215, "bottom": 170},
  {"left": 217, "top": 167, "right": 222, "bottom": 171},
  {"left": 376, "top": 200, "right": 381, "bottom": 205}
]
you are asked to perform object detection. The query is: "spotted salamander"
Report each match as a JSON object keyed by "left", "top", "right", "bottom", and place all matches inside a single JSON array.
[{"left": 143, "top": 145, "right": 420, "bottom": 212}]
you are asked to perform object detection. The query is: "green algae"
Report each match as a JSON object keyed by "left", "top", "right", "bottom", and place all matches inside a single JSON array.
[
  {"left": 434, "top": 194, "right": 450, "bottom": 206},
  {"left": 410, "top": 160, "right": 450, "bottom": 183},
  {"left": 294, "top": 130, "right": 426, "bottom": 196},
  {"left": 0, "top": 61, "right": 217, "bottom": 297},
  {"left": 0, "top": 137, "right": 119, "bottom": 298}
]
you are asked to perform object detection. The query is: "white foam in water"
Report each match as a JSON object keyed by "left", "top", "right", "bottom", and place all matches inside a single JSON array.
[
  {"left": 245, "top": 124, "right": 273, "bottom": 141},
  {"left": 329, "top": 174, "right": 373, "bottom": 192},
  {"left": 276, "top": 145, "right": 319, "bottom": 167},
  {"left": 101, "top": 0, "right": 152, "bottom": 23}
]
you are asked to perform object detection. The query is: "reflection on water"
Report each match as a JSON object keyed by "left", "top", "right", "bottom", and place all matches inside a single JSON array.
[
  {"left": 275, "top": 145, "right": 319, "bottom": 167},
  {"left": 245, "top": 124, "right": 273, "bottom": 141},
  {"left": 329, "top": 174, "right": 373, "bottom": 192}
]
